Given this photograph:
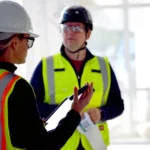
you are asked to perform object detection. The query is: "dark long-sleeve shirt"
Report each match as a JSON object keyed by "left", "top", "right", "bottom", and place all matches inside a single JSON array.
[
  {"left": 30, "top": 46, "right": 124, "bottom": 121},
  {"left": 0, "top": 62, "right": 81, "bottom": 150}
]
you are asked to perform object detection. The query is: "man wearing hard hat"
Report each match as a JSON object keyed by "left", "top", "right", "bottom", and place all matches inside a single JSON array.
[{"left": 31, "top": 5, "right": 124, "bottom": 150}]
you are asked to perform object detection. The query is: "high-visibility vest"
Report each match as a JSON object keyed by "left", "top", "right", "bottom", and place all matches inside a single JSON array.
[
  {"left": 42, "top": 53, "right": 111, "bottom": 150},
  {"left": 0, "top": 69, "right": 24, "bottom": 150}
]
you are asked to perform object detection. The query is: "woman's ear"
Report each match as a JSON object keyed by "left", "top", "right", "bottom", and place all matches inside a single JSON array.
[{"left": 11, "top": 36, "right": 19, "bottom": 51}]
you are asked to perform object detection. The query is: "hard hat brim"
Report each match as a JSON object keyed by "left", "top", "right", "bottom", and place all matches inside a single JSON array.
[
  {"left": 0, "top": 27, "right": 39, "bottom": 38},
  {"left": 29, "top": 32, "right": 39, "bottom": 38}
]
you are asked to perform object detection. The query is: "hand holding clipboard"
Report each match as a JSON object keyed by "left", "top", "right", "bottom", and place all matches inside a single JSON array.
[
  {"left": 71, "top": 83, "right": 94, "bottom": 114},
  {"left": 45, "top": 83, "right": 94, "bottom": 131}
]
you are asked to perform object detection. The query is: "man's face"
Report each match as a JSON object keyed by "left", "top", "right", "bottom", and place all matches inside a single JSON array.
[{"left": 61, "top": 22, "right": 90, "bottom": 52}]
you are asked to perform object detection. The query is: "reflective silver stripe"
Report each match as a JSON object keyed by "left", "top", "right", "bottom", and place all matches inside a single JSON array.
[
  {"left": 97, "top": 57, "right": 108, "bottom": 106},
  {"left": 46, "top": 56, "right": 55, "bottom": 104},
  {"left": 0, "top": 72, "right": 16, "bottom": 147}
]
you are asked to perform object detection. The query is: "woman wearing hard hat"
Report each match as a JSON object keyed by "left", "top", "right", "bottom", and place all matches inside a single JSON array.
[{"left": 0, "top": 1, "right": 93, "bottom": 150}]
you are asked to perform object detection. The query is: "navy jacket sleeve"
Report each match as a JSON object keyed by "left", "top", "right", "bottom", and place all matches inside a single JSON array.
[
  {"left": 30, "top": 60, "right": 58, "bottom": 118},
  {"left": 100, "top": 64, "right": 124, "bottom": 121},
  {"left": 9, "top": 79, "right": 81, "bottom": 150}
]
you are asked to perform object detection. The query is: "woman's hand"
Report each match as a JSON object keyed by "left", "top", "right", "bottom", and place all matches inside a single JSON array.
[{"left": 71, "top": 83, "right": 93, "bottom": 114}]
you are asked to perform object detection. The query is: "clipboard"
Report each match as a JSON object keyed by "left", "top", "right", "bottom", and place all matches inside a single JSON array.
[{"left": 45, "top": 85, "right": 92, "bottom": 131}]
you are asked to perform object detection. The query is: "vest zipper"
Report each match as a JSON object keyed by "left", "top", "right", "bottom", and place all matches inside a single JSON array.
[
  {"left": 78, "top": 75, "right": 80, "bottom": 79},
  {"left": 65, "top": 58, "right": 82, "bottom": 88},
  {"left": 63, "top": 54, "right": 88, "bottom": 88},
  {"left": 78, "top": 74, "right": 81, "bottom": 88},
  {"left": 78, "top": 59, "right": 87, "bottom": 88}
]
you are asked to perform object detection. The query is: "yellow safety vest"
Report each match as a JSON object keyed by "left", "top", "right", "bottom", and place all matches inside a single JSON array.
[
  {"left": 0, "top": 69, "right": 24, "bottom": 150},
  {"left": 42, "top": 53, "right": 111, "bottom": 150}
]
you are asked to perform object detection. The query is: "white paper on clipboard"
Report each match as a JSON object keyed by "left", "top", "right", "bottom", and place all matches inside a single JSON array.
[{"left": 45, "top": 98, "right": 73, "bottom": 131}]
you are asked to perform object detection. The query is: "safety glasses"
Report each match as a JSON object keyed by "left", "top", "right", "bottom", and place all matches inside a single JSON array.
[
  {"left": 60, "top": 24, "right": 85, "bottom": 33},
  {"left": 20, "top": 36, "right": 35, "bottom": 48},
  {"left": 18, "top": 34, "right": 35, "bottom": 48}
]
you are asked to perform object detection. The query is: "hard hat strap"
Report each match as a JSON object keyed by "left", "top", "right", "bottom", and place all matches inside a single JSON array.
[{"left": 66, "top": 42, "right": 87, "bottom": 54}]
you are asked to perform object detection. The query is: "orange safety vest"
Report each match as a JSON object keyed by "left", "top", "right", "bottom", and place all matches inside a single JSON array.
[{"left": 0, "top": 69, "right": 23, "bottom": 150}]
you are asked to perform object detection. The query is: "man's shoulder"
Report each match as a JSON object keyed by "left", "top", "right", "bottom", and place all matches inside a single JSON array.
[
  {"left": 91, "top": 55, "right": 109, "bottom": 61},
  {"left": 94, "top": 55, "right": 106, "bottom": 59}
]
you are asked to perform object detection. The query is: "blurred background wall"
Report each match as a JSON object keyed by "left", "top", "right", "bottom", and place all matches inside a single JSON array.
[{"left": 4, "top": 0, "right": 150, "bottom": 149}]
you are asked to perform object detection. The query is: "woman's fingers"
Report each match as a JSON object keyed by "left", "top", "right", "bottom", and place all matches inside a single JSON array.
[
  {"left": 89, "top": 82, "right": 93, "bottom": 95},
  {"left": 71, "top": 83, "right": 94, "bottom": 114},
  {"left": 73, "top": 87, "right": 78, "bottom": 104},
  {"left": 80, "top": 89, "right": 87, "bottom": 99},
  {"left": 79, "top": 83, "right": 93, "bottom": 105}
]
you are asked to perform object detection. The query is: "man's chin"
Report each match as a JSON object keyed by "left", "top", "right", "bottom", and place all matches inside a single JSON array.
[{"left": 66, "top": 46, "right": 79, "bottom": 52}]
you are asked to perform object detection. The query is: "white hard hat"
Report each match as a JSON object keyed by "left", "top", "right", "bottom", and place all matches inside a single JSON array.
[{"left": 0, "top": 1, "right": 39, "bottom": 38}]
